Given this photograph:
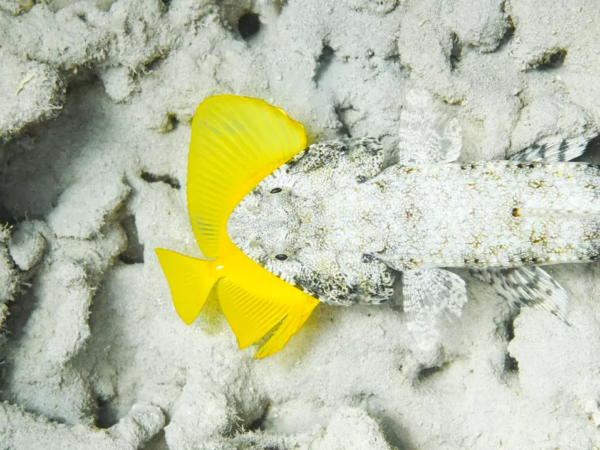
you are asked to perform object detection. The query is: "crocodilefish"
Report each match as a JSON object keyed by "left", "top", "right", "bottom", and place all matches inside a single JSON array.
[{"left": 156, "top": 92, "right": 595, "bottom": 358}]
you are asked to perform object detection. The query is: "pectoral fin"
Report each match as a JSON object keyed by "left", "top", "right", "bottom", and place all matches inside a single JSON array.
[
  {"left": 402, "top": 268, "right": 468, "bottom": 349},
  {"left": 393, "top": 88, "right": 462, "bottom": 166}
]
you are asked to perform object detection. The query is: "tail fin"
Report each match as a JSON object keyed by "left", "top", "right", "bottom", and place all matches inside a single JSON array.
[{"left": 155, "top": 248, "right": 218, "bottom": 325}]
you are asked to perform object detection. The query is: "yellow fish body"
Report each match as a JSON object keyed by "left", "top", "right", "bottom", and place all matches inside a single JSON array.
[{"left": 155, "top": 95, "right": 318, "bottom": 359}]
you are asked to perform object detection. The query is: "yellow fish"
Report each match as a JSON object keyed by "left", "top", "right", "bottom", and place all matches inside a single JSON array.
[
  {"left": 155, "top": 95, "right": 319, "bottom": 359},
  {"left": 156, "top": 93, "right": 594, "bottom": 358}
]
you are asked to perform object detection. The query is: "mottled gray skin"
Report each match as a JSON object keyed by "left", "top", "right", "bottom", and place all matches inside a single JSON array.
[{"left": 228, "top": 138, "right": 600, "bottom": 307}]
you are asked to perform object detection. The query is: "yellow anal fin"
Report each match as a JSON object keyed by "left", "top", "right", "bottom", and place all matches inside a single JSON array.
[
  {"left": 155, "top": 248, "right": 218, "bottom": 325},
  {"left": 218, "top": 278, "right": 288, "bottom": 349},
  {"left": 253, "top": 299, "right": 318, "bottom": 359},
  {"left": 187, "top": 95, "right": 307, "bottom": 260},
  {"left": 218, "top": 278, "right": 319, "bottom": 359}
]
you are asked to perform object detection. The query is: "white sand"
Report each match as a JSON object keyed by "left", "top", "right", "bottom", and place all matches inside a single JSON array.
[{"left": 1, "top": 0, "right": 600, "bottom": 448}]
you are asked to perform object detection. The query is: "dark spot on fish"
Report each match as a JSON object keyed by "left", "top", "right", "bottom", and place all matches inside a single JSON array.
[
  {"left": 557, "top": 139, "right": 568, "bottom": 161},
  {"left": 270, "top": 187, "right": 282, "bottom": 194},
  {"left": 275, "top": 253, "right": 288, "bottom": 261},
  {"left": 361, "top": 254, "right": 374, "bottom": 263},
  {"left": 512, "top": 208, "right": 520, "bottom": 217},
  {"left": 519, "top": 162, "right": 535, "bottom": 169}
]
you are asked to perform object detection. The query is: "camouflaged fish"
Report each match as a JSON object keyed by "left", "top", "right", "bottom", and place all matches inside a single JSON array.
[{"left": 156, "top": 92, "right": 594, "bottom": 358}]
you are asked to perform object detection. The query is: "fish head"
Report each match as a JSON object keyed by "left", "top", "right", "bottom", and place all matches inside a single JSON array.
[
  {"left": 228, "top": 166, "right": 307, "bottom": 285},
  {"left": 228, "top": 163, "right": 395, "bottom": 306}
]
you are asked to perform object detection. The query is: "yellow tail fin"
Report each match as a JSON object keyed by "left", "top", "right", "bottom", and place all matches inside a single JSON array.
[{"left": 155, "top": 248, "right": 219, "bottom": 325}]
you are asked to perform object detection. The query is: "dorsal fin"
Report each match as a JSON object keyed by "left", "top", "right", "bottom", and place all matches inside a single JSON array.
[{"left": 187, "top": 95, "right": 307, "bottom": 259}]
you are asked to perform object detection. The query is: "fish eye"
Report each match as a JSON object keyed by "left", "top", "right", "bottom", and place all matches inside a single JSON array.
[
  {"left": 270, "top": 187, "right": 282, "bottom": 194},
  {"left": 275, "top": 253, "right": 288, "bottom": 261}
]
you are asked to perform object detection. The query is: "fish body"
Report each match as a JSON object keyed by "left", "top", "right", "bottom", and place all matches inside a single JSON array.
[
  {"left": 378, "top": 162, "right": 600, "bottom": 269},
  {"left": 156, "top": 93, "right": 594, "bottom": 356},
  {"left": 229, "top": 139, "right": 600, "bottom": 304}
]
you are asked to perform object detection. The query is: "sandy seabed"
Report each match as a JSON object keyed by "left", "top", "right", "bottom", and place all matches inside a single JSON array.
[{"left": 1, "top": 0, "right": 600, "bottom": 449}]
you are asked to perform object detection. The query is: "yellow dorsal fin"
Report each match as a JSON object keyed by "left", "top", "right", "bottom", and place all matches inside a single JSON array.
[{"left": 187, "top": 95, "right": 307, "bottom": 259}]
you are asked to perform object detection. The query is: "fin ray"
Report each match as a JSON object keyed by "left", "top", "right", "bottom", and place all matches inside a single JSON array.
[
  {"left": 394, "top": 89, "right": 462, "bottom": 166},
  {"left": 218, "top": 278, "right": 289, "bottom": 350},
  {"left": 403, "top": 268, "right": 468, "bottom": 349},
  {"left": 509, "top": 135, "right": 588, "bottom": 162},
  {"left": 470, "top": 266, "right": 569, "bottom": 321},
  {"left": 218, "top": 276, "right": 318, "bottom": 358},
  {"left": 253, "top": 299, "right": 317, "bottom": 359}
]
